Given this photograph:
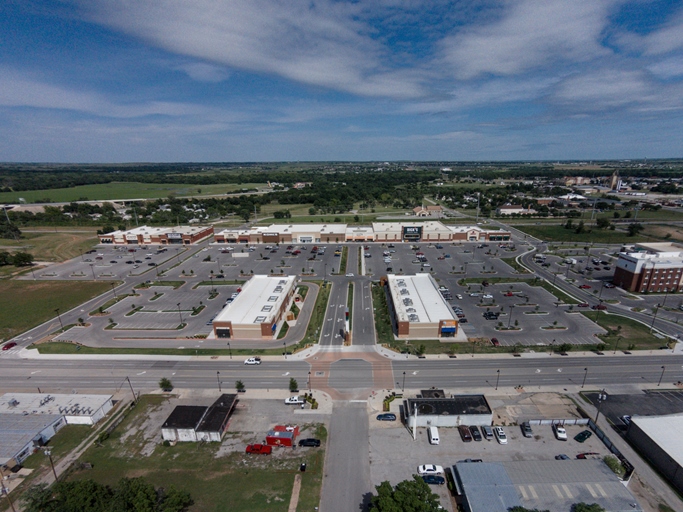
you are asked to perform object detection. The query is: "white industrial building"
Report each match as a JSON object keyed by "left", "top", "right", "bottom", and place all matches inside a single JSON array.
[
  {"left": 0, "top": 414, "right": 66, "bottom": 467},
  {"left": 386, "top": 274, "right": 463, "bottom": 340},
  {"left": 404, "top": 394, "right": 493, "bottom": 427},
  {"left": 0, "top": 393, "right": 114, "bottom": 425},
  {"left": 212, "top": 275, "right": 296, "bottom": 339}
]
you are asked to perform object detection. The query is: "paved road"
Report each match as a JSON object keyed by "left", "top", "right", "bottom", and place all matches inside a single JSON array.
[
  {"left": 351, "top": 278, "right": 376, "bottom": 345},
  {"left": 320, "top": 402, "right": 372, "bottom": 512}
]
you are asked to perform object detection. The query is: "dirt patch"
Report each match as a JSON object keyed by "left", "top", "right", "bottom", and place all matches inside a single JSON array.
[{"left": 118, "top": 397, "right": 176, "bottom": 458}]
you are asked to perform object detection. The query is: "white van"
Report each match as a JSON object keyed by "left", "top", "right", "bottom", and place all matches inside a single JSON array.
[{"left": 428, "top": 426, "right": 440, "bottom": 445}]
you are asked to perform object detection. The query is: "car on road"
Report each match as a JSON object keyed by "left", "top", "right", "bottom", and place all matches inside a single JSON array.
[
  {"left": 285, "top": 396, "right": 305, "bottom": 405},
  {"left": 298, "top": 438, "right": 321, "bottom": 447},
  {"left": 578, "top": 284, "right": 591, "bottom": 289},
  {"left": 345, "top": 273, "right": 354, "bottom": 277},
  {"left": 422, "top": 475, "right": 445, "bottom": 485},
  {"left": 2, "top": 342, "right": 17, "bottom": 351},
  {"left": 246, "top": 444, "right": 272, "bottom": 455},
  {"left": 576, "top": 452, "right": 600, "bottom": 459},
  {"left": 494, "top": 426, "right": 507, "bottom": 444},
  {"left": 244, "top": 357, "right": 261, "bottom": 365},
  {"left": 591, "top": 304, "right": 607, "bottom": 310},
  {"left": 455, "top": 294, "right": 462, "bottom": 299},
  {"left": 552, "top": 424, "right": 568, "bottom": 441},
  {"left": 417, "top": 464, "right": 444, "bottom": 476},
  {"left": 109, "top": 260, "right": 117, "bottom": 264},
  {"left": 521, "top": 422, "right": 533, "bottom": 438},
  {"left": 376, "top": 413, "right": 396, "bottom": 421},
  {"left": 469, "top": 425, "right": 482, "bottom": 441},
  {"left": 555, "top": 454, "right": 570, "bottom": 460},
  {"left": 574, "top": 430, "right": 592, "bottom": 443},
  {"left": 577, "top": 303, "right": 589, "bottom": 307}
]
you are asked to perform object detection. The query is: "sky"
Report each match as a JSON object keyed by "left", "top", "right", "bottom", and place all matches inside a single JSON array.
[{"left": 1, "top": 0, "right": 683, "bottom": 162}]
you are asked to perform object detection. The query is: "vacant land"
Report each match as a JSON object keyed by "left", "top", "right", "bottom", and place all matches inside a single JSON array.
[
  {"left": 0, "top": 182, "right": 265, "bottom": 203},
  {"left": 513, "top": 224, "right": 650, "bottom": 243},
  {"left": 0, "top": 229, "right": 98, "bottom": 262},
  {"left": 582, "top": 311, "right": 661, "bottom": 350},
  {"left": 0, "top": 280, "right": 114, "bottom": 340},
  {"left": 61, "top": 395, "right": 324, "bottom": 512}
]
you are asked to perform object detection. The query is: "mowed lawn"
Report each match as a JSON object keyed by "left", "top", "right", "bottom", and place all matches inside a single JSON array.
[
  {"left": 0, "top": 182, "right": 266, "bottom": 203},
  {"left": 0, "top": 280, "right": 114, "bottom": 340},
  {"left": 513, "top": 224, "right": 651, "bottom": 243},
  {"left": 66, "top": 396, "right": 324, "bottom": 512}
]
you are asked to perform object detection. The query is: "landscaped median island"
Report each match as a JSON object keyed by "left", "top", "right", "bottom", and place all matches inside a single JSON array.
[{"left": 301, "top": 281, "right": 330, "bottom": 346}]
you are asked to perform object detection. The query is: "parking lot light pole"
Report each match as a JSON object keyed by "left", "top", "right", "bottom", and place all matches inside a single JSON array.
[
  {"left": 227, "top": 342, "right": 232, "bottom": 359},
  {"left": 495, "top": 369, "right": 500, "bottom": 390},
  {"left": 89, "top": 263, "right": 96, "bottom": 280},
  {"left": 217, "top": 371, "right": 221, "bottom": 392},
  {"left": 111, "top": 282, "right": 117, "bottom": 299},
  {"left": 658, "top": 366, "right": 666, "bottom": 387},
  {"left": 402, "top": 371, "right": 406, "bottom": 392},
  {"left": 54, "top": 308, "right": 64, "bottom": 331},
  {"left": 581, "top": 368, "right": 588, "bottom": 388},
  {"left": 176, "top": 303, "right": 183, "bottom": 325},
  {"left": 507, "top": 305, "right": 515, "bottom": 329}
]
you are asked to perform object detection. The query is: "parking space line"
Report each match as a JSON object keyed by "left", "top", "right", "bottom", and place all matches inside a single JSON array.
[
  {"left": 585, "top": 484, "right": 598, "bottom": 498},
  {"left": 561, "top": 484, "right": 573, "bottom": 499},
  {"left": 552, "top": 484, "right": 563, "bottom": 499},
  {"left": 518, "top": 486, "right": 528, "bottom": 500}
]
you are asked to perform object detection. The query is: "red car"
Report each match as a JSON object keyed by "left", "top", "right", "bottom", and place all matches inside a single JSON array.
[
  {"left": 246, "top": 444, "right": 272, "bottom": 455},
  {"left": 1, "top": 342, "right": 17, "bottom": 351},
  {"left": 504, "top": 292, "right": 514, "bottom": 297},
  {"left": 577, "top": 303, "right": 589, "bottom": 307},
  {"left": 578, "top": 284, "right": 591, "bottom": 289},
  {"left": 591, "top": 304, "right": 607, "bottom": 310},
  {"left": 490, "top": 338, "right": 500, "bottom": 347}
]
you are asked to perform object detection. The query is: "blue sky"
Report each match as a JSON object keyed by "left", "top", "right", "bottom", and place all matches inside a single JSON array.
[{"left": 1, "top": 0, "right": 683, "bottom": 162}]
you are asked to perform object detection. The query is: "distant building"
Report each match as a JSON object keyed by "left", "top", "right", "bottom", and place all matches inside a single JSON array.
[
  {"left": 0, "top": 393, "right": 113, "bottom": 425},
  {"left": 495, "top": 204, "right": 537, "bottom": 216},
  {"left": 98, "top": 225, "right": 213, "bottom": 245},
  {"left": 413, "top": 205, "right": 443, "bottom": 217},
  {"left": 161, "top": 394, "right": 237, "bottom": 442},
  {"left": 613, "top": 243, "right": 683, "bottom": 293}
]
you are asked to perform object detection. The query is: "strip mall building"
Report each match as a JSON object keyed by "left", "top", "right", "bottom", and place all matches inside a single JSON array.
[
  {"left": 98, "top": 225, "right": 214, "bottom": 245},
  {"left": 214, "top": 221, "right": 510, "bottom": 245}
]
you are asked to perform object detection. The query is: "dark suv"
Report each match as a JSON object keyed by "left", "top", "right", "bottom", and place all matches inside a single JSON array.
[{"left": 298, "top": 438, "right": 321, "bottom": 447}]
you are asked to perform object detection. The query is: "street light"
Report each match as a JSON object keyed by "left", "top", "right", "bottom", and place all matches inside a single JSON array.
[
  {"left": 54, "top": 308, "right": 64, "bottom": 331},
  {"left": 308, "top": 371, "right": 311, "bottom": 392},
  {"left": 283, "top": 341, "right": 287, "bottom": 359},
  {"left": 594, "top": 389, "right": 607, "bottom": 424},
  {"left": 495, "top": 369, "right": 501, "bottom": 390},
  {"left": 210, "top": 275, "right": 214, "bottom": 293},
  {"left": 658, "top": 365, "right": 666, "bottom": 387},
  {"left": 44, "top": 449, "right": 58, "bottom": 482},
  {"left": 613, "top": 335, "right": 622, "bottom": 354},
  {"left": 650, "top": 304, "right": 660, "bottom": 332},
  {"left": 507, "top": 305, "right": 515, "bottom": 329},
  {"left": 227, "top": 342, "right": 232, "bottom": 359},
  {"left": 581, "top": 368, "right": 588, "bottom": 389},
  {"left": 402, "top": 371, "right": 406, "bottom": 392},
  {"left": 89, "top": 263, "right": 96, "bottom": 280},
  {"left": 217, "top": 371, "right": 221, "bottom": 393},
  {"left": 176, "top": 303, "right": 183, "bottom": 325},
  {"left": 111, "top": 282, "right": 117, "bottom": 299}
]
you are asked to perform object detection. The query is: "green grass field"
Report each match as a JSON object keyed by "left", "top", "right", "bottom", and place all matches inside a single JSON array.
[
  {"left": 57, "top": 395, "right": 325, "bottom": 512},
  {"left": 0, "top": 229, "right": 98, "bottom": 262},
  {"left": 0, "top": 280, "right": 114, "bottom": 341},
  {"left": 514, "top": 224, "right": 650, "bottom": 243},
  {"left": 0, "top": 182, "right": 266, "bottom": 203}
]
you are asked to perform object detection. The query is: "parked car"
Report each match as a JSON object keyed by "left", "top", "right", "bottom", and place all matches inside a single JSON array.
[
  {"left": 481, "top": 425, "right": 494, "bottom": 440},
  {"left": 244, "top": 357, "right": 261, "bottom": 365},
  {"left": 482, "top": 294, "right": 493, "bottom": 299},
  {"left": 422, "top": 475, "right": 445, "bottom": 485},
  {"left": 574, "top": 430, "right": 593, "bottom": 443},
  {"left": 417, "top": 464, "right": 444, "bottom": 476},
  {"left": 458, "top": 425, "right": 473, "bottom": 442},
  {"left": 284, "top": 396, "right": 305, "bottom": 405},
  {"left": 555, "top": 454, "right": 570, "bottom": 460},
  {"left": 621, "top": 415, "right": 631, "bottom": 426},
  {"left": 521, "top": 421, "right": 533, "bottom": 438},
  {"left": 576, "top": 452, "right": 601, "bottom": 459},
  {"left": 469, "top": 425, "right": 482, "bottom": 442},
  {"left": 455, "top": 294, "right": 462, "bottom": 299},
  {"left": 457, "top": 458, "right": 483, "bottom": 463},
  {"left": 298, "top": 438, "right": 321, "bottom": 447},
  {"left": 490, "top": 338, "right": 500, "bottom": 347},
  {"left": 494, "top": 426, "right": 507, "bottom": 444},
  {"left": 376, "top": 413, "right": 397, "bottom": 421},
  {"left": 246, "top": 444, "right": 272, "bottom": 455},
  {"left": 552, "top": 424, "right": 568, "bottom": 441}
]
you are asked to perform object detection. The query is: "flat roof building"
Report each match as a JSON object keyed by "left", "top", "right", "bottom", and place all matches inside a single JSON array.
[
  {"left": 213, "top": 221, "right": 509, "bottom": 244},
  {"left": 386, "top": 273, "right": 462, "bottom": 339},
  {"left": 626, "top": 413, "right": 683, "bottom": 495},
  {"left": 99, "top": 225, "right": 213, "bottom": 245},
  {"left": 212, "top": 275, "right": 296, "bottom": 339},
  {"left": 613, "top": 249, "right": 683, "bottom": 293},
  {"left": 0, "top": 414, "right": 65, "bottom": 467},
  {"left": 404, "top": 395, "right": 493, "bottom": 427},
  {"left": 454, "top": 460, "right": 642, "bottom": 512},
  {"left": 0, "top": 393, "right": 113, "bottom": 425}
]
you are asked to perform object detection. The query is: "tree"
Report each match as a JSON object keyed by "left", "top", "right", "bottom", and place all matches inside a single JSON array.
[
  {"left": 509, "top": 508, "right": 550, "bottom": 512},
  {"left": 289, "top": 377, "right": 298, "bottom": 392},
  {"left": 235, "top": 380, "right": 245, "bottom": 392},
  {"left": 0, "top": 221, "right": 21, "bottom": 240},
  {"left": 159, "top": 377, "right": 173, "bottom": 391},
  {"left": 574, "top": 220, "right": 585, "bottom": 234},
  {"left": 595, "top": 218, "right": 610, "bottom": 229},
  {"left": 572, "top": 504, "right": 606, "bottom": 512},
  {"left": 12, "top": 251, "right": 33, "bottom": 266},
  {"left": 370, "top": 476, "right": 442, "bottom": 511},
  {"left": 627, "top": 223, "right": 643, "bottom": 237}
]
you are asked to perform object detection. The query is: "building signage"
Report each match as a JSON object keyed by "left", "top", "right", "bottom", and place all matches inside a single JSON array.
[
  {"left": 167, "top": 233, "right": 182, "bottom": 239},
  {"left": 402, "top": 226, "right": 423, "bottom": 240},
  {"left": 263, "top": 233, "right": 279, "bottom": 237}
]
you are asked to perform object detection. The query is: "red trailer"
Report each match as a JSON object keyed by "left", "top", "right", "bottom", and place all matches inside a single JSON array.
[{"left": 265, "top": 425, "right": 299, "bottom": 447}]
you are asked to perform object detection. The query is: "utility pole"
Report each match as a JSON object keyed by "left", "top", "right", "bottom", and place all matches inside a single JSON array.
[
  {"left": 126, "top": 376, "right": 137, "bottom": 404},
  {"left": 1, "top": 479, "right": 16, "bottom": 512},
  {"left": 54, "top": 308, "right": 64, "bottom": 331}
]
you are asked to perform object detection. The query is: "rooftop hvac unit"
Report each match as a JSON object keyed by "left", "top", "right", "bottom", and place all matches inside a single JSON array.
[{"left": 8, "top": 399, "right": 19, "bottom": 407}]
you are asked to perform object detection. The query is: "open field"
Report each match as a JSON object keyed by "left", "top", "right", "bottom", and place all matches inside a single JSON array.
[
  {"left": 31, "top": 341, "right": 289, "bottom": 356},
  {"left": 513, "top": 224, "right": 651, "bottom": 243},
  {"left": 581, "top": 311, "right": 662, "bottom": 350},
  {"left": 0, "top": 229, "right": 98, "bottom": 262},
  {"left": 0, "top": 280, "right": 115, "bottom": 341},
  {"left": 0, "top": 182, "right": 266, "bottom": 203},
  {"left": 59, "top": 395, "right": 325, "bottom": 512}
]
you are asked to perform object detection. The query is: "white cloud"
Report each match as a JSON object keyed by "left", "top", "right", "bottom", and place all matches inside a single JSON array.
[
  {"left": 173, "top": 62, "right": 230, "bottom": 82},
  {"left": 69, "top": 0, "right": 426, "bottom": 99},
  {"left": 440, "top": 0, "right": 616, "bottom": 79}
]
